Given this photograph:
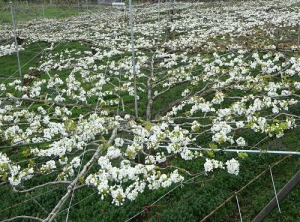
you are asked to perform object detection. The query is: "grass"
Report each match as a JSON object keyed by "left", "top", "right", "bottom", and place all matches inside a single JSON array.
[
  {"left": 0, "top": 42, "right": 48, "bottom": 82},
  {"left": 0, "top": 2, "right": 104, "bottom": 24}
]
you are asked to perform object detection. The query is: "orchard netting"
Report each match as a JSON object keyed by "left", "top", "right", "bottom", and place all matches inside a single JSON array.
[{"left": 0, "top": 0, "right": 300, "bottom": 221}]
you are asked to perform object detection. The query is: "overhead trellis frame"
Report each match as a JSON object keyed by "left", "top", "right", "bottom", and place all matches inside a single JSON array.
[
  {"left": 158, "top": 145, "right": 300, "bottom": 155},
  {"left": 9, "top": 1, "right": 22, "bottom": 85},
  {"left": 129, "top": 0, "right": 138, "bottom": 118}
]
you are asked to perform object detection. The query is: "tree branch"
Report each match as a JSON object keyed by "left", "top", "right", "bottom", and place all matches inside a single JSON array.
[
  {"left": 13, "top": 181, "right": 72, "bottom": 193},
  {"left": 43, "top": 128, "right": 118, "bottom": 222},
  {"left": 2, "top": 216, "right": 43, "bottom": 222}
]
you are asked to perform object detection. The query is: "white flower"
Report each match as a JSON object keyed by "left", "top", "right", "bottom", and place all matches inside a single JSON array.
[
  {"left": 191, "top": 121, "right": 200, "bottom": 132},
  {"left": 181, "top": 89, "right": 190, "bottom": 97},
  {"left": 272, "top": 105, "right": 280, "bottom": 114},
  {"left": 106, "top": 146, "right": 122, "bottom": 159},
  {"left": 204, "top": 159, "right": 214, "bottom": 172},
  {"left": 160, "top": 122, "right": 168, "bottom": 130},
  {"left": 236, "top": 121, "right": 244, "bottom": 128},
  {"left": 41, "top": 160, "right": 56, "bottom": 172},
  {"left": 226, "top": 158, "right": 239, "bottom": 175},
  {"left": 114, "top": 138, "right": 124, "bottom": 147},
  {"left": 236, "top": 137, "right": 246, "bottom": 146},
  {"left": 212, "top": 91, "right": 224, "bottom": 104},
  {"left": 110, "top": 186, "right": 125, "bottom": 206},
  {"left": 71, "top": 157, "right": 81, "bottom": 169}
]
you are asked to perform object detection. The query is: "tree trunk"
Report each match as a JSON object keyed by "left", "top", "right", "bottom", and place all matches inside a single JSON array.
[{"left": 146, "top": 57, "right": 154, "bottom": 121}]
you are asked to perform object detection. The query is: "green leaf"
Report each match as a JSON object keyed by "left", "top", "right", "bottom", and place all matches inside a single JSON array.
[{"left": 238, "top": 152, "right": 248, "bottom": 159}]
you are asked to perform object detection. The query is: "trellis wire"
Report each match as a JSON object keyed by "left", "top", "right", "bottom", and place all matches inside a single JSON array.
[
  {"left": 199, "top": 152, "right": 294, "bottom": 222},
  {"left": 125, "top": 148, "right": 293, "bottom": 222},
  {"left": 0, "top": 187, "right": 61, "bottom": 214},
  {"left": 27, "top": 192, "right": 56, "bottom": 222},
  {"left": 1, "top": 2, "right": 299, "bottom": 221},
  {"left": 0, "top": 6, "right": 106, "bottom": 219},
  {"left": 269, "top": 166, "right": 281, "bottom": 213},
  {"left": 56, "top": 191, "right": 97, "bottom": 216},
  {"left": 1, "top": 2, "right": 107, "bottom": 84},
  {"left": 65, "top": 145, "right": 89, "bottom": 222},
  {"left": 158, "top": 145, "right": 300, "bottom": 156},
  {"left": 235, "top": 193, "right": 243, "bottom": 222},
  {"left": 0, "top": 39, "right": 70, "bottom": 84},
  {"left": 125, "top": 174, "right": 202, "bottom": 222}
]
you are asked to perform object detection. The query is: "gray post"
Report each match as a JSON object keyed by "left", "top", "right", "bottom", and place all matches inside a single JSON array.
[
  {"left": 158, "top": 0, "right": 160, "bottom": 27},
  {"left": 42, "top": 3, "right": 45, "bottom": 18},
  {"left": 129, "top": 0, "right": 138, "bottom": 118},
  {"left": 9, "top": 1, "right": 22, "bottom": 85},
  {"left": 297, "top": 23, "right": 300, "bottom": 50}
]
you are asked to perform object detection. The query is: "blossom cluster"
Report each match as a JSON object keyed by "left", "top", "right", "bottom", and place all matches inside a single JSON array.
[
  {"left": 0, "top": 43, "right": 24, "bottom": 57},
  {"left": 86, "top": 156, "right": 184, "bottom": 205},
  {"left": 0, "top": 152, "right": 34, "bottom": 186}
]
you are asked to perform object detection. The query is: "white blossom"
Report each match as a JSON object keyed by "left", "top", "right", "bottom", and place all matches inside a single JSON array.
[{"left": 225, "top": 158, "right": 240, "bottom": 175}]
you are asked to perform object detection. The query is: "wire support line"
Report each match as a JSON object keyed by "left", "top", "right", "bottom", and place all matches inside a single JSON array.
[
  {"left": 0, "top": 187, "right": 60, "bottom": 214},
  {"left": 56, "top": 191, "right": 97, "bottom": 216},
  {"left": 199, "top": 152, "right": 294, "bottom": 222},
  {"left": 158, "top": 145, "right": 300, "bottom": 155},
  {"left": 26, "top": 192, "right": 58, "bottom": 222},
  {"left": 269, "top": 166, "right": 281, "bottom": 213},
  {"left": 125, "top": 174, "right": 202, "bottom": 222},
  {"left": 65, "top": 146, "right": 87, "bottom": 222},
  {"left": 1, "top": 47, "right": 44, "bottom": 84},
  {"left": 236, "top": 193, "right": 243, "bottom": 222},
  {"left": 1, "top": 34, "right": 74, "bottom": 84}
]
